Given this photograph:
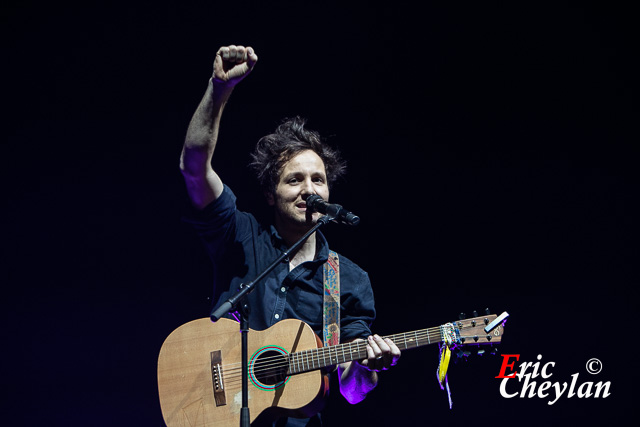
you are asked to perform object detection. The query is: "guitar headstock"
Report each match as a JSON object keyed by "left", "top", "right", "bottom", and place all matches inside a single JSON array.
[{"left": 444, "top": 310, "right": 509, "bottom": 358}]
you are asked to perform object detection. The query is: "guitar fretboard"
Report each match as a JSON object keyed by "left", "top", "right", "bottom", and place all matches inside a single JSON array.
[{"left": 287, "top": 326, "right": 443, "bottom": 375}]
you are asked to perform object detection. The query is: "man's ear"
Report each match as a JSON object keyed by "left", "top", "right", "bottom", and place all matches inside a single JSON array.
[{"left": 265, "top": 191, "right": 275, "bottom": 206}]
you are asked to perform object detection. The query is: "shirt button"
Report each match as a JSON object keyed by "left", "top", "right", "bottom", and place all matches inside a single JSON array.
[
  {"left": 274, "top": 314, "right": 280, "bottom": 319},
  {"left": 280, "top": 287, "right": 286, "bottom": 293}
]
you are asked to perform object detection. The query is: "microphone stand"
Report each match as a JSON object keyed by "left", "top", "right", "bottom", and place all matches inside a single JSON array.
[{"left": 210, "top": 214, "right": 335, "bottom": 427}]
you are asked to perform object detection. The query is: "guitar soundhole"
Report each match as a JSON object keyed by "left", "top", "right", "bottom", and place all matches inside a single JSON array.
[
  {"left": 253, "top": 350, "right": 289, "bottom": 385},
  {"left": 249, "top": 346, "right": 292, "bottom": 390}
]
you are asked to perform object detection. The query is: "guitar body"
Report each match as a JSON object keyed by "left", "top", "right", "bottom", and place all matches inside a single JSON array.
[
  {"left": 158, "top": 318, "right": 328, "bottom": 427},
  {"left": 158, "top": 311, "right": 509, "bottom": 426}
]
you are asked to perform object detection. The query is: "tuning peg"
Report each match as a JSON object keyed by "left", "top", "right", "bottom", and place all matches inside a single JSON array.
[
  {"left": 477, "top": 349, "right": 486, "bottom": 357},
  {"left": 459, "top": 312, "right": 466, "bottom": 320},
  {"left": 490, "top": 346, "right": 500, "bottom": 356},
  {"left": 472, "top": 310, "right": 478, "bottom": 317},
  {"left": 485, "top": 308, "right": 490, "bottom": 315}
]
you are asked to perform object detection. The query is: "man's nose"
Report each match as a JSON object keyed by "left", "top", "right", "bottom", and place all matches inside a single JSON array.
[{"left": 300, "top": 178, "right": 315, "bottom": 195}]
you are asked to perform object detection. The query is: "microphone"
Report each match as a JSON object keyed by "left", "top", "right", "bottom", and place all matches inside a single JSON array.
[{"left": 306, "top": 195, "right": 360, "bottom": 226}]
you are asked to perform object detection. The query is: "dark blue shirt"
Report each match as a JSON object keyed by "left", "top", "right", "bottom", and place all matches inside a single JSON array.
[{"left": 185, "top": 185, "right": 375, "bottom": 343}]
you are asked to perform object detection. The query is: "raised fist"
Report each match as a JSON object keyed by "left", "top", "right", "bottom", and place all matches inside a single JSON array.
[{"left": 213, "top": 45, "right": 258, "bottom": 87}]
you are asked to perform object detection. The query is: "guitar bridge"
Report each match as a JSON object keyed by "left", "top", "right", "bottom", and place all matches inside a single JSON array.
[{"left": 210, "top": 350, "right": 226, "bottom": 406}]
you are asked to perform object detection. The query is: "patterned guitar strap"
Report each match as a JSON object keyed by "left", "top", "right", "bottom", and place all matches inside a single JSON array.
[{"left": 322, "top": 250, "right": 340, "bottom": 347}]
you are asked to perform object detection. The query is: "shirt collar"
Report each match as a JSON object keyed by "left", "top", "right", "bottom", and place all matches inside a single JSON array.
[{"left": 270, "top": 225, "right": 330, "bottom": 264}]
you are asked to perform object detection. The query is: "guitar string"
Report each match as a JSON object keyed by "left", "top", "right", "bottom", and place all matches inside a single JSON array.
[
  {"left": 218, "top": 328, "right": 444, "bottom": 370},
  {"left": 218, "top": 333, "right": 493, "bottom": 391},
  {"left": 219, "top": 329, "right": 445, "bottom": 378},
  {"left": 219, "top": 331, "right": 494, "bottom": 383},
  {"left": 216, "top": 329, "right": 446, "bottom": 380},
  {"left": 218, "top": 329, "right": 443, "bottom": 373}
]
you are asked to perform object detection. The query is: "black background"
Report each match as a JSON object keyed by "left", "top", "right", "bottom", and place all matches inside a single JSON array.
[{"left": 2, "top": 1, "right": 637, "bottom": 425}]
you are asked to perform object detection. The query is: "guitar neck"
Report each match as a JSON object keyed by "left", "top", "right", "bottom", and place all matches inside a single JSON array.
[{"left": 288, "top": 326, "right": 442, "bottom": 375}]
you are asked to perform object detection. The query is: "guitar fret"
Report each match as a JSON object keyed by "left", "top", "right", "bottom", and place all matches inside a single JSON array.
[{"left": 286, "top": 325, "right": 474, "bottom": 377}]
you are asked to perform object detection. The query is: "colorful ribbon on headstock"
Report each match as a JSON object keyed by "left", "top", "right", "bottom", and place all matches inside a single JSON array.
[{"left": 437, "top": 323, "right": 455, "bottom": 409}]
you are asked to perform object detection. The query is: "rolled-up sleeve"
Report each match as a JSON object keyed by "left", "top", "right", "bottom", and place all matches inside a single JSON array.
[{"left": 182, "top": 185, "right": 252, "bottom": 260}]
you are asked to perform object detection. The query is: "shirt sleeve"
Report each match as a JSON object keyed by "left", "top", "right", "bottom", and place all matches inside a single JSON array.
[
  {"left": 182, "top": 185, "right": 252, "bottom": 260},
  {"left": 339, "top": 259, "right": 376, "bottom": 342},
  {"left": 182, "top": 185, "right": 261, "bottom": 306}
]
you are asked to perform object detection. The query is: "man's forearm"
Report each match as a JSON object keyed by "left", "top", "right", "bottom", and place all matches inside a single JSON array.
[
  {"left": 337, "top": 334, "right": 401, "bottom": 404},
  {"left": 179, "top": 45, "right": 257, "bottom": 209},
  {"left": 181, "top": 80, "right": 233, "bottom": 175},
  {"left": 179, "top": 79, "right": 234, "bottom": 208},
  {"left": 338, "top": 361, "right": 379, "bottom": 404}
]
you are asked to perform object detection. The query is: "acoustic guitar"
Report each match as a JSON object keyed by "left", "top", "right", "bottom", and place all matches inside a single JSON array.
[{"left": 158, "top": 312, "right": 508, "bottom": 426}]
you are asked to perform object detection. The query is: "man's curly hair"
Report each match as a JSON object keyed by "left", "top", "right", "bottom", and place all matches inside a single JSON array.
[{"left": 249, "top": 117, "right": 347, "bottom": 196}]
